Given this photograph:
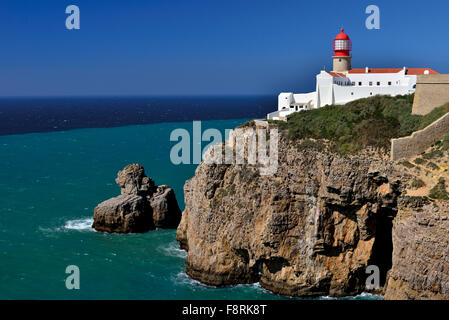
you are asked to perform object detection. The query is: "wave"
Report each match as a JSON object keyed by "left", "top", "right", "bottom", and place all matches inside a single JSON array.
[
  {"left": 319, "top": 292, "right": 383, "bottom": 300},
  {"left": 64, "top": 217, "right": 94, "bottom": 231},
  {"left": 158, "top": 241, "right": 187, "bottom": 259},
  {"left": 174, "top": 271, "right": 215, "bottom": 289}
]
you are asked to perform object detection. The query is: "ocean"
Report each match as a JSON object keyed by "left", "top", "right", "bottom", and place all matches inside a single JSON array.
[{"left": 0, "top": 97, "right": 380, "bottom": 299}]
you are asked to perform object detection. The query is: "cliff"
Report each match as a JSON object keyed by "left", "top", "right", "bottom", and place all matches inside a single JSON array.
[
  {"left": 177, "top": 128, "right": 402, "bottom": 297},
  {"left": 176, "top": 122, "right": 449, "bottom": 299}
]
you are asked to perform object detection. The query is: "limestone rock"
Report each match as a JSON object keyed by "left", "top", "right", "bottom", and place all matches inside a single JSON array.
[
  {"left": 92, "top": 194, "right": 153, "bottom": 233},
  {"left": 177, "top": 121, "right": 449, "bottom": 299},
  {"left": 176, "top": 131, "right": 401, "bottom": 297},
  {"left": 150, "top": 185, "right": 182, "bottom": 228},
  {"left": 384, "top": 199, "right": 449, "bottom": 299},
  {"left": 115, "top": 163, "right": 155, "bottom": 196},
  {"left": 93, "top": 164, "right": 181, "bottom": 233}
]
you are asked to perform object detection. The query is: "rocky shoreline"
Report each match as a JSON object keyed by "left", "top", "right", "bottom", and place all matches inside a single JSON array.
[{"left": 176, "top": 123, "right": 449, "bottom": 299}]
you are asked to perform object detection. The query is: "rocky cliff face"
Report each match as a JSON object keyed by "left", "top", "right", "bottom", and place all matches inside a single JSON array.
[
  {"left": 384, "top": 198, "right": 449, "bottom": 299},
  {"left": 93, "top": 164, "right": 181, "bottom": 233},
  {"left": 176, "top": 130, "right": 403, "bottom": 297},
  {"left": 177, "top": 122, "right": 449, "bottom": 299}
]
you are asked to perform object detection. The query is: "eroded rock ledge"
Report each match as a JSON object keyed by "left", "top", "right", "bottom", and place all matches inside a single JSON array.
[
  {"left": 176, "top": 131, "right": 402, "bottom": 297},
  {"left": 384, "top": 198, "right": 449, "bottom": 299},
  {"left": 93, "top": 164, "right": 181, "bottom": 233}
]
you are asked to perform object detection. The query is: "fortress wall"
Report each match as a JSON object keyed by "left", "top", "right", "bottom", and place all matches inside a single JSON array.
[
  {"left": 391, "top": 111, "right": 449, "bottom": 161},
  {"left": 412, "top": 74, "right": 449, "bottom": 115}
]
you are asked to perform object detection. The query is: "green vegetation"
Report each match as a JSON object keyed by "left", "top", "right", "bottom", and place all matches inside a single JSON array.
[
  {"left": 441, "top": 133, "right": 449, "bottom": 151},
  {"left": 429, "top": 178, "right": 449, "bottom": 200},
  {"left": 422, "top": 149, "right": 444, "bottom": 159},
  {"left": 410, "top": 178, "right": 425, "bottom": 189},
  {"left": 426, "top": 161, "right": 440, "bottom": 171},
  {"left": 402, "top": 161, "right": 415, "bottom": 168},
  {"left": 414, "top": 157, "right": 427, "bottom": 165},
  {"left": 276, "top": 94, "right": 449, "bottom": 154},
  {"left": 297, "top": 139, "right": 325, "bottom": 152},
  {"left": 237, "top": 120, "right": 255, "bottom": 128},
  {"left": 228, "top": 184, "right": 236, "bottom": 196}
]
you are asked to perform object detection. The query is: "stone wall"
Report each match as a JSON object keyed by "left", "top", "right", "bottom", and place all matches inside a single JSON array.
[
  {"left": 391, "top": 111, "right": 449, "bottom": 161},
  {"left": 412, "top": 74, "right": 449, "bottom": 115}
]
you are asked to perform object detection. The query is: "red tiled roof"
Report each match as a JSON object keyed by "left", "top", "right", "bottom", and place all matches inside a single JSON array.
[
  {"left": 348, "top": 68, "right": 439, "bottom": 75},
  {"left": 405, "top": 68, "right": 440, "bottom": 75},
  {"left": 327, "top": 72, "right": 347, "bottom": 77}
]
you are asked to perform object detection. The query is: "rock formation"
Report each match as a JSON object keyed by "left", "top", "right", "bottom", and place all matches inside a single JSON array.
[
  {"left": 93, "top": 164, "right": 181, "bottom": 233},
  {"left": 177, "top": 127, "right": 401, "bottom": 297},
  {"left": 384, "top": 198, "right": 449, "bottom": 299},
  {"left": 176, "top": 122, "right": 449, "bottom": 299}
]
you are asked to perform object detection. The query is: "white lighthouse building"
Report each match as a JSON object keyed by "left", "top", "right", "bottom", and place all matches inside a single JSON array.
[{"left": 267, "top": 28, "right": 439, "bottom": 120}]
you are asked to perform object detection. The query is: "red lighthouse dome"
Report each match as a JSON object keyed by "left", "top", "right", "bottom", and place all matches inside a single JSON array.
[{"left": 333, "top": 28, "right": 352, "bottom": 57}]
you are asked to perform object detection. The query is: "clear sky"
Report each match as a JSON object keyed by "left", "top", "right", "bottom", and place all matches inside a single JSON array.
[{"left": 0, "top": 0, "right": 447, "bottom": 97}]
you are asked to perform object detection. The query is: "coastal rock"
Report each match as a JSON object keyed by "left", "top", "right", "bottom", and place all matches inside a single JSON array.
[
  {"left": 150, "top": 185, "right": 182, "bottom": 228},
  {"left": 384, "top": 199, "right": 449, "bottom": 299},
  {"left": 92, "top": 194, "right": 153, "bottom": 233},
  {"left": 115, "top": 163, "right": 155, "bottom": 196},
  {"left": 93, "top": 164, "right": 181, "bottom": 233},
  {"left": 176, "top": 130, "right": 401, "bottom": 297}
]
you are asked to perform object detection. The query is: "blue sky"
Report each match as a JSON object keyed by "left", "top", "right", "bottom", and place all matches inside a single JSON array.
[{"left": 0, "top": 0, "right": 447, "bottom": 96}]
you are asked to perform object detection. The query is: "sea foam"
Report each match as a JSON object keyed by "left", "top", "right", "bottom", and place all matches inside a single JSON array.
[
  {"left": 64, "top": 217, "right": 94, "bottom": 231},
  {"left": 159, "top": 241, "right": 187, "bottom": 259}
]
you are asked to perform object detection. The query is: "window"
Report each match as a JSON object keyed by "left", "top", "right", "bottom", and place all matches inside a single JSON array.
[
  {"left": 359, "top": 82, "right": 362, "bottom": 86},
  {"left": 377, "top": 82, "right": 380, "bottom": 86},
  {"left": 370, "top": 92, "right": 373, "bottom": 95},
  {"left": 351, "top": 92, "right": 354, "bottom": 95},
  {"left": 388, "top": 81, "right": 392, "bottom": 86},
  {"left": 351, "top": 82, "right": 355, "bottom": 86},
  {"left": 369, "top": 82, "right": 373, "bottom": 86}
]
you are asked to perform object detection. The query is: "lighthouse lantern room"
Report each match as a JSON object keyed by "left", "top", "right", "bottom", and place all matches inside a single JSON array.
[{"left": 332, "top": 28, "right": 352, "bottom": 72}]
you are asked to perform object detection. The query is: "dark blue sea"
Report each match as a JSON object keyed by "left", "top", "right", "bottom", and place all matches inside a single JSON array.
[{"left": 0, "top": 96, "right": 275, "bottom": 136}]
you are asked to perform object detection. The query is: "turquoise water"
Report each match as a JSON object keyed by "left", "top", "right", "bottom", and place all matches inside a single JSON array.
[{"left": 0, "top": 119, "right": 380, "bottom": 299}]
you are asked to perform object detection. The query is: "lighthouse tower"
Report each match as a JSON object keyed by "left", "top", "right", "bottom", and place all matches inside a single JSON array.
[{"left": 332, "top": 28, "right": 352, "bottom": 72}]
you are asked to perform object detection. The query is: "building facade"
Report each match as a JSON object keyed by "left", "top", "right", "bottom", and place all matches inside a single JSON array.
[{"left": 267, "top": 29, "right": 439, "bottom": 120}]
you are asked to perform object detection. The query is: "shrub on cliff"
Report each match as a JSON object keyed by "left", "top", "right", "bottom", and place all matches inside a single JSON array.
[
  {"left": 429, "top": 178, "right": 449, "bottom": 200},
  {"left": 278, "top": 94, "right": 449, "bottom": 155},
  {"left": 441, "top": 133, "right": 449, "bottom": 151},
  {"left": 410, "top": 178, "right": 425, "bottom": 189}
]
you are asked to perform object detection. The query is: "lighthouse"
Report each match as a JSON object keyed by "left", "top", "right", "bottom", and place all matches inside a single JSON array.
[
  {"left": 332, "top": 28, "right": 352, "bottom": 72},
  {"left": 266, "top": 27, "right": 440, "bottom": 121}
]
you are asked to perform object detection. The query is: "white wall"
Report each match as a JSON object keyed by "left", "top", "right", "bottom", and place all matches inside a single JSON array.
[
  {"left": 317, "top": 72, "right": 417, "bottom": 107},
  {"left": 278, "top": 93, "right": 293, "bottom": 110},
  {"left": 316, "top": 71, "right": 334, "bottom": 107},
  {"left": 293, "top": 92, "right": 316, "bottom": 105}
]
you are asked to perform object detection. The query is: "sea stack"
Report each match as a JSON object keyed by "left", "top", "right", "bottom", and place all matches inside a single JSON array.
[{"left": 93, "top": 164, "right": 182, "bottom": 233}]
